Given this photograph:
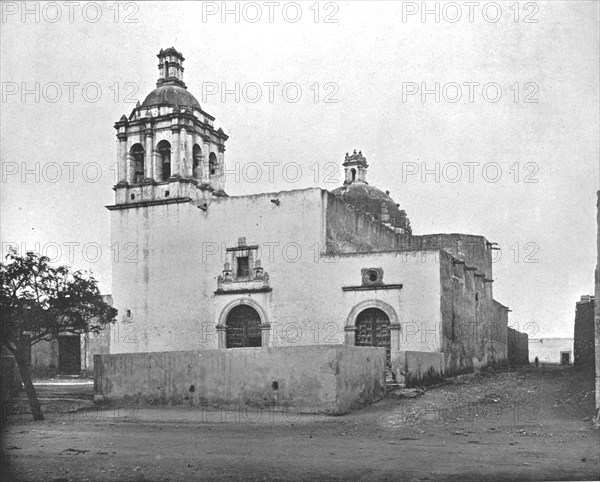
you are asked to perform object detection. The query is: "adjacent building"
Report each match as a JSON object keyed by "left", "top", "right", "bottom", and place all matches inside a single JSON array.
[
  {"left": 595, "top": 191, "right": 600, "bottom": 410},
  {"left": 508, "top": 327, "right": 529, "bottom": 366},
  {"left": 529, "top": 337, "right": 574, "bottom": 365},
  {"left": 19, "top": 295, "right": 113, "bottom": 377},
  {"left": 574, "top": 295, "right": 596, "bottom": 369}
]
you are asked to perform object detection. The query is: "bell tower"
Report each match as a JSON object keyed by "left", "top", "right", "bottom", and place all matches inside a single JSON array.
[
  {"left": 110, "top": 48, "right": 229, "bottom": 208},
  {"left": 343, "top": 150, "right": 368, "bottom": 185}
]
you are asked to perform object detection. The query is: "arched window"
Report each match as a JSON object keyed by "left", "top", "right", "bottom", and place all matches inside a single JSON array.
[
  {"left": 130, "top": 144, "right": 145, "bottom": 184},
  {"left": 209, "top": 152, "right": 218, "bottom": 176},
  {"left": 351, "top": 168, "right": 357, "bottom": 181},
  {"left": 157, "top": 140, "right": 171, "bottom": 181},
  {"left": 192, "top": 144, "right": 202, "bottom": 179},
  {"left": 226, "top": 305, "right": 261, "bottom": 348}
]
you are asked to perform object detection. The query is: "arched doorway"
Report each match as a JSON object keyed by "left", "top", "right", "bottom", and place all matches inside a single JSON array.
[
  {"left": 355, "top": 308, "right": 391, "bottom": 366},
  {"left": 226, "top": 305, "right": 262, "bottom": 348}
]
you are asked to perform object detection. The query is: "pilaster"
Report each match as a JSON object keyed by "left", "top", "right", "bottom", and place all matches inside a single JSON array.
[
  {"left": 202, "top": 140, "right": 211, "bottom": 184},
  {"left": 216, "top": 324, "right": 227, "bottom": 349},
  {"left": 344, "top": 326, "right": 356, "bottom": 345},
  {"left": 180, "top": 126, "right": 188, "bottom": 178},
  {"left": 171, "top": 126, "right": 181, "bottom": 178},
  {"left": 117, "top": 133, "right": 128, "bottom": 185},
  {"left": 144, "top": 130, "right": 154, "bottom": 180},
  {"left": 260, "top": 324, "right": 271, "bottom": 347}
]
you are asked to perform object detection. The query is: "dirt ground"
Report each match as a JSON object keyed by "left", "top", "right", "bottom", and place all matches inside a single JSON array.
[{"left": 1, "top": 366, "right": 598, "bottom": 481}]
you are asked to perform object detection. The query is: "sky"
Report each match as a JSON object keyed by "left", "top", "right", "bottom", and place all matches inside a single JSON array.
[{"left": 1, "top": 1, "right": 598, "bottom": 338}]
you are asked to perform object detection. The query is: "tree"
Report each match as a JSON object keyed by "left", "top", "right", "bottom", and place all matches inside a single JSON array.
[{"left": 0, "top": 249, "right": 117, "bottom": 421}]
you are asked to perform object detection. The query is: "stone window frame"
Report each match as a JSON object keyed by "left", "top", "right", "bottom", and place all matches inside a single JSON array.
[{"left": 226, "top": 247, "right": 257, "bottom": 282}]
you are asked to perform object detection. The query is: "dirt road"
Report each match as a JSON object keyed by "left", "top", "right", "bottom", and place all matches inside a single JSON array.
[{"left": 1, "top": 366, "right": 598, "bottom": 481}]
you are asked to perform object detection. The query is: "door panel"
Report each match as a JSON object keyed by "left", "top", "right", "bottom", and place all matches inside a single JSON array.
[
  {"left": 226, "top": 305, "right": 262, "bottom": 348},
  {"left": 355, "top": 308, "right": 391, "bottom": 366},
  {"left": 58, "top": 336, "right": 81, "bottom": 375}
]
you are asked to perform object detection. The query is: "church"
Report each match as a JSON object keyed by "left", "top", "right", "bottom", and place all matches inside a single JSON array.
[{"left": 104, "top": 48, "right": 511, "bottom": 395}]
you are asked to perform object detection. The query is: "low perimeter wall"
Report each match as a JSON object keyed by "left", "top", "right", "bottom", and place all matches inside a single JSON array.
[
  {"left": 95, "top": 345, "right": 386, "bottom": 415},
  {"left": 395, "top": 351, "right": 445, "bottom": 387}
]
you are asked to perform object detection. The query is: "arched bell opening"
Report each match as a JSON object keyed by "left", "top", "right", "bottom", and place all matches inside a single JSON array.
[
  {"left": 130, "top": 144, "right": 145, "bottom": 184},
  {"left": 192, "top": 144, "right": 202, "bottom": 180},
  {"left": 157, "top": 140, "right": 172, "bottom": 181}
]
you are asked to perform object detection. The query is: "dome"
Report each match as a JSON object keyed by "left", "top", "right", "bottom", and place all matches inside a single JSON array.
[
  {"left": 142, "top": 83, "right": 201, "bottom": 109},
  {"left": 331, "top": 183, "right": 412, "bottom": 234}
]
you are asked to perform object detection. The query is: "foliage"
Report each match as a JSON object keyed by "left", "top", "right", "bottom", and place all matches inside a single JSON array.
[
  {"left": 0, "top": 248, "right": 117, "bottom": 420},
  {"left": 0, "top": 248, "right": 117, "bottom": 352}
]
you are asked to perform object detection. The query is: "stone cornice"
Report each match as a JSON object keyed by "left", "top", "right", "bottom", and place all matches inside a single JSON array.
[
  {"left": 226, "top": 245, "right": 260, "bottom": 253},
  {"left": 214, "top": 287, "right": 273, "bottom": 295},
  {"left": 117, "top": 113, "right": 224, "bottom": 138},
  {"left": 106, "top": 197, "right": 192, "bottom": 211},
  {"left": 112, "top": 178, "right": 204, "bottom": 190},
  {"left": 342, "top": 284, "right": 403, "bottom": 292}
]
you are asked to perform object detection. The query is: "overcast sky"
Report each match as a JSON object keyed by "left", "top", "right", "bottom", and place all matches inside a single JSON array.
[{"left": 1, "top": 1, "right": 598, "bottom": 338}]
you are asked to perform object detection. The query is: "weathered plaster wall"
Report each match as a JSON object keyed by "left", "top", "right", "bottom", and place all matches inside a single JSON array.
[
  {"left": 2, "top": 339, "right": 57, "bottom": 378},
  {"left": 492, "top": 300, "right": 509, "bottom": 363},
  {"left": 596, "top": 191, "right": 600, "bottom": 409},
  {"left": 318, "top": 249, "right": 444, "bottom": 383},
  {"left": 82, "top": 330, "right": 111, "bottom": 377},
  {"left": 325, "top": 192, "right": 398, "bottom": 254},
  {"left": 317, "top": 250, "right": 443, "bottom": 351},
  {"left": 95, "top": 345, "right": 385, "bottom": 414},
  {"left": 574, "top": 296, "right": 595, "bottom": 369},
  {"left": 507, "top": 327, "right": 529, "bottom": 366},
  {"left": 398, "top": 351, "right": 445, "bottom": 387},
  {"left": 109, "top": 185, "right": 508, "bottom": 387},
  {"left": 398, "top": 233, "right": 493, "bottom": 279},
  {"left": 27, "top": 331, "right": 110, "bottom": 378},
  {"left": 210, "top": 248, "right": 444, "bottom": 386},
  {"left": 334, "top": 346, "right": 388, "bottom": 412},
  {"left": 31, "top": 339, "right": 58, "bottom": 377},
  {"left": 528, "top": 338, "right": 574, "bottom": 364},
  {"left": 439, "top": 251, "right": 507, "bottom": 376},
  {"left": 110, "top": 188, "right": 326, "bottom": 354},
  {"left": 110, "top": 188, "right": 444, "bottom": 360}
]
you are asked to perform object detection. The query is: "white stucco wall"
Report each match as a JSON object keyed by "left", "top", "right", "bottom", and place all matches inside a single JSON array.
[
  {"left": 317, "top": 251, "right": 443, "bottom": 353},
  {"left": 528, "top": 338, "right": 574, "bottom": 364},
  {"left": 109, "top": 188, "right": 443, "bottom": 355}
]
